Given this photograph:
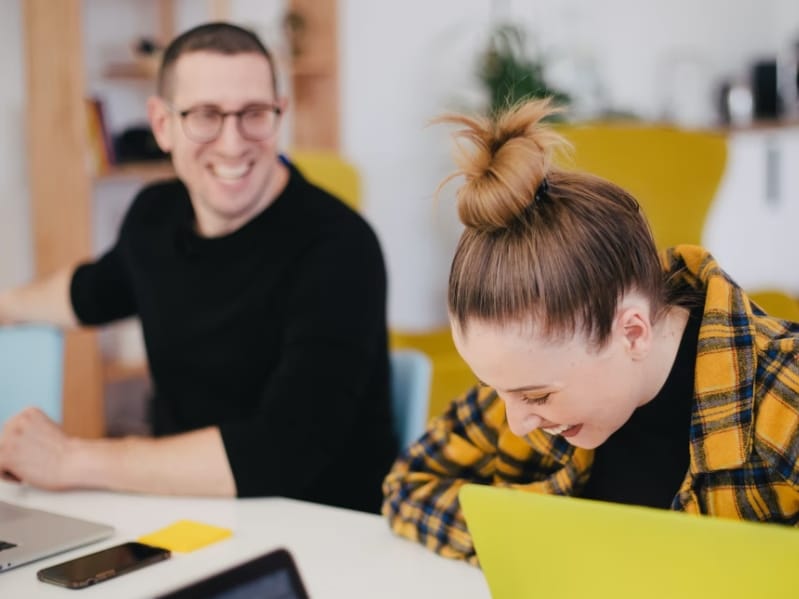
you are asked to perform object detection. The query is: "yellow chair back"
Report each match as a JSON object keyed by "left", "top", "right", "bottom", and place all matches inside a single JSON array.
[
  {"left": 556, "top": 124, "right": 727, "bottom": 249},
  {"left": 558, "top": 125, "right": 799, "bottom": 321},
  {"left": 749, "top": 290, "right": 799, "bottom": 322},
  {"left": 289, "top": 150, "right": 361, "bottom": 211}
]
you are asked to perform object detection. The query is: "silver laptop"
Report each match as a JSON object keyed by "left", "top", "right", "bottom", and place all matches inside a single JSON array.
[{"left": 0, "top": 500, "right": 114, "bottom": 572}]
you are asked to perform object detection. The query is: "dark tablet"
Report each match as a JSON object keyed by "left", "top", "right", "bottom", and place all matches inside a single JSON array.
[{"left": 157, "top": 548, "right": 310, "bottom": 599}]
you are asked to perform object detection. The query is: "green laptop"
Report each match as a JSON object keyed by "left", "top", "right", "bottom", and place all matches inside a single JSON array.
[{"left": 460, "top": 483, "right": 798, "bottom": 599}]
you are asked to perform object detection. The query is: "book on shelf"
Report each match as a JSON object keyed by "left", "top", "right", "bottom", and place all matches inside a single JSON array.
[
  {"left": 84, "top": 97, "right": 115, "bottom": 175},
  {"left": 103, "top": 55, "right": 160, "bottom": 80}
]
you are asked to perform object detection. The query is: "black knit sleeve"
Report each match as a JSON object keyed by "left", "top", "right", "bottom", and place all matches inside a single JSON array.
[
  {"left": 70, "top": 198, "right": 140, "bottom": 325},
  {"left": 218, "top": 213, "right": 389, "bottom": 499}
]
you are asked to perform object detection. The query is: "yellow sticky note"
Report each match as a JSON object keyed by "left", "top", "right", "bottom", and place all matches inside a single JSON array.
[{"left": 138, "top": 520, "right": 232, "bottom": 553}]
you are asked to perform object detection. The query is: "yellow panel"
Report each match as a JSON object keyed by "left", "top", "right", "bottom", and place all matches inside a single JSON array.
[
  {"left": 289, "top": 150, "right": 361, "bottom": 211},
  {"left": 556, "top": 124, "right": 727, "bottom": 249},
  {"left": 749, "top": 289, "right": 799, "bottom": 322}
]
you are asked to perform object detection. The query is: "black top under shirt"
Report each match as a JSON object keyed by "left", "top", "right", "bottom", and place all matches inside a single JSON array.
[
  {"left": 580, "top": 306, "right": 702, "bottom": 509},
  {"left": 70, "top": 161, "right": 397, "bottom": 512}
]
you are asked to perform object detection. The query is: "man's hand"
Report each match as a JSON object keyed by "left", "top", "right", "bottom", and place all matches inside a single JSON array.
[
  {"left": 0, "top": 407, "right": 75, "bottom": 490},
  {"left": 0, "top": 409, "right": 236, "bottom": 496}
]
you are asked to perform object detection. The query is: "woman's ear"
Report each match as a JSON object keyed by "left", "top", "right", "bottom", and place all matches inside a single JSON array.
[
  {"left": 147, "top": 96, "right": 173, "bottom": 152},
  {"left": 616, "top": 304, "right": 653, "bottom": 360}
]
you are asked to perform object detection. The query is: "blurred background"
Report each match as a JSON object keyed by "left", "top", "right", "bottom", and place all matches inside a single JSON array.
[{"left": 2, "top": 0, "right": 798, "bottom": 433}]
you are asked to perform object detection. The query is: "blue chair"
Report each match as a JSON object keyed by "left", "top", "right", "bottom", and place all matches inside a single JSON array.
[
  {"left": 0, "top": 324, "right": 64, "bottom": 427},
  {"left": 390, "top": 349, "right": 432, "bottom": 449}
]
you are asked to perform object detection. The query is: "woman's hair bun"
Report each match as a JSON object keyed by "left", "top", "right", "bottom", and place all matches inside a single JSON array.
[{"left": 436, "top": 98, "right": 567, "bottom": 231}]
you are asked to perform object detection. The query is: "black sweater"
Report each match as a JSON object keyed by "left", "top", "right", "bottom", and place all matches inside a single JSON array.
[
  {"left": 71, "top": 163, "right": 396, "bottom": 512},
  {"left": 581, "top": 306, "right": 701, "bottom": 508}
]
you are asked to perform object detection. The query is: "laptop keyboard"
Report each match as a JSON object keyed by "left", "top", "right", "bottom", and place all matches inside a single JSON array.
[{"left": 0, "top": 541, "right": 18, "bottom": 552}]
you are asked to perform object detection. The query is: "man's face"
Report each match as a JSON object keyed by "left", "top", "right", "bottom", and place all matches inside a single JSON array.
[
  {"left": 452, "top": 316, "right": 645, "bottom": 450},
  {"left": 149, "top": 51, "right": 286, "bottom": 236}
]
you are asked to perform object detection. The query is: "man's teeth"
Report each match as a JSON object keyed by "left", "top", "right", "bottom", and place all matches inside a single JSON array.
[
  {"left": 213, "top": 164, "right": 249, "bottom": 179},
  {"left": 542, "top": 423, "right": 573, "bottom": 435}
]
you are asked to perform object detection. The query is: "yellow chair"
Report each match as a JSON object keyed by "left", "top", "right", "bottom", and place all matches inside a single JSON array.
[
  {"left": 289, "top": 150, "right": 361, "bottom": 211},
  {"left": 559, "top": 124, "right": 799, "bottom": 321},
  {"left": 748, "top": 289, "right": 799, "bottom": 322},
  {"left": 556, "top": 124, "right": 727, "bottom": 250}
]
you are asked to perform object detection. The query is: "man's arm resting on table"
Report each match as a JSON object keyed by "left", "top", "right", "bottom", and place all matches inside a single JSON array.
[
  {"left": 67, "top": 427, "right": 237, "bottom": 497},
  {"left": 0, "top": 266, "right": 79, "bottom": 328},
  {"left": 0, "top": 407, "right": 236, "bottom": 497}
]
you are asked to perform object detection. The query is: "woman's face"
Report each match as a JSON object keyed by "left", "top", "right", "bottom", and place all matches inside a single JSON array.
[{"left": 451, "top": 313, "right": 649, "bottom": 449}]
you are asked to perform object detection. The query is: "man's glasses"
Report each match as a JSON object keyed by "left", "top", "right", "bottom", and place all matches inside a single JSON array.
[{"left": 165, "top": 102, "right": 282, "bottom": 143}]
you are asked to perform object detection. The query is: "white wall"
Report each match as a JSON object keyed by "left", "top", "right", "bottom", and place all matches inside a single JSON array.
[
  {"left": 341, "top": 0, "right": 494, "bottom": 329},
  {"left": 2, "top": 0, "right": 799, "bottom": 327},
  {"left": 507, "top": 0, "right": 781, "bottom": 121},
  {"left": 704, "top": 127, "right": 799, "bottom": 294},
  {"left": 340, "top": 0, "right": 799, "bottom": 328},
  {"left": 0, "top": 0, "right": 31, "bottom": 289}
]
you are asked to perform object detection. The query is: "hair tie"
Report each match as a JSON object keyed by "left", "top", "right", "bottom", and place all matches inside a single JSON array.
[{"left": 534, "top": 178, "right": 549, "bottom": 203}]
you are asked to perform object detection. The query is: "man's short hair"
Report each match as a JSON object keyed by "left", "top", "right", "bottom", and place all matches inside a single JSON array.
[{"left": 157, "top": 22, "right": 278, "bottom": 99}]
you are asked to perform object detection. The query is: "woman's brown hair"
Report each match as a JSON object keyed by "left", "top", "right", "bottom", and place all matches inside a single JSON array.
[{"left": 440, "top": 98, "right": 668, "bottom": 347}]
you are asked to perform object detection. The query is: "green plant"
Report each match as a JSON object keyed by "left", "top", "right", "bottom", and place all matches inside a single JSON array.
[
  {"left": 283, "top": 10, "right": 307, "bottom": 58},
  {"left": 478, "top": 23, "right": 570, "bottom": 116}
]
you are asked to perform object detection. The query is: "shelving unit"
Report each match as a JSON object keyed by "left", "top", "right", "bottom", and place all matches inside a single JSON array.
[
  {"left": 22, "top": 0, "right": 181, "bottom": 434},
  {"left": 103, "top": 360, "right": 150, "bottom": 384},
  {"left": 97, "top": 160, "right": 175, "bottom": 183},
  {"left": 23, "top": 0, "right": 341, "bottom": 429},
  {"left": 23, "top": 0, "right": 104, "bottom": 438},
  {"left": 102, "top": 60, "right": 161, "bottom": 81},
  {"left": 288, "top": 0, "right": 339, "bottom": 150}
]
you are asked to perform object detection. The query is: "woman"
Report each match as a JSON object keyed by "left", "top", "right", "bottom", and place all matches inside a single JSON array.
[{"left": 382, "top": 98, "right": 799, "bottom": 564}]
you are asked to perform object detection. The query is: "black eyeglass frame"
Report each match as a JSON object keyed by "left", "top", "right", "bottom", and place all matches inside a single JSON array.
[{"left": 163, "top": 101, "right": 283, "bottom": 143}]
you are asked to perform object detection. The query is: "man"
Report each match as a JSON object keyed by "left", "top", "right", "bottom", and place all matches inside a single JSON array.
[{"left": 0, "top": 23, "right": 396, "bottom": 513}]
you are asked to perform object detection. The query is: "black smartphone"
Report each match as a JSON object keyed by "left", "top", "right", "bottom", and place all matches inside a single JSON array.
[{"left": 37, "top": 541, "right": 171, "bottom": 589}]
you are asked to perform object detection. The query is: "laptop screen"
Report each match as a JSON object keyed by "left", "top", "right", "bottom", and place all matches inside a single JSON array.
[{"left": 157, "top": 548, "right": 309, "bottom": 599}]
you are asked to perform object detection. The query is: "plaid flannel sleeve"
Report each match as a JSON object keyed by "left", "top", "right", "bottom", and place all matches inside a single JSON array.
[{"left": 381, "top": 384, "right": 570, "bottom": 564}]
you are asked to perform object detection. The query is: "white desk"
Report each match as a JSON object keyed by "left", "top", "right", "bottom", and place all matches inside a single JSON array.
[{"left": 0, "top": 481, "right": 489, "bottom": 598}]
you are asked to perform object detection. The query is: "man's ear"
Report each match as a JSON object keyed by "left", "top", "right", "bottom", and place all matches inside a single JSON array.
[
  {"left": 147, "top": 96, "right": 173, "bottom": 152},
  {"left": 277, "top": 96, "right": 289, "bottom": 114},
  {"left": 275, "top": 96, "right": 289, "bottom": 127},
  {"left": 616, "top": 305, "right": 652, "bottom": 360}
]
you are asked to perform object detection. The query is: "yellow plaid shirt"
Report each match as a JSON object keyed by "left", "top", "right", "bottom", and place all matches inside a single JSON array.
[{"left": 382, "top": 245, "right": 799, "bottom": 564}]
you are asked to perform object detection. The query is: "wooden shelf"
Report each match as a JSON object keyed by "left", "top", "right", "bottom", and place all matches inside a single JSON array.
[
  {"left": 96, "top": 161, "right": 175, "bottom": 183},
  {"left": 716, "top": 118, "right": 799, "bottom": 133},
  {"left": 289, "top": 0, "right": 338, "bottom": 150},
  {"left": 103, "top": 59, "right": 159, "bottom": 81},
  {"left": 292, "top": 59, "right": 333, "bottom": 77},
  {"left": 103, "top": 359, "right": 149, "bottom": 383}
]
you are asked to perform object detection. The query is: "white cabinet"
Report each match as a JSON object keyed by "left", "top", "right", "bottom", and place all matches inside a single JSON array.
[{"left": 704, "top": 126, "right": 799, "bottom": 294}]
